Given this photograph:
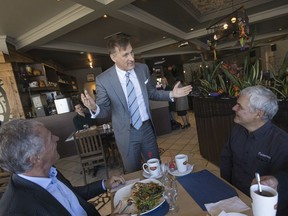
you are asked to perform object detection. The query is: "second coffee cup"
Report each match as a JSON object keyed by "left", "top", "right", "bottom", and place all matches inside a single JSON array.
[
  {"left": 142, "top": 158, "right": 161, "bottom": 178},
  {"left": 175, "top": 154, "right": 188, "bottom": 173}
]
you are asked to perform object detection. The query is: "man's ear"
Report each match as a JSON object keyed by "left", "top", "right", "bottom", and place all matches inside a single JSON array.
[
  {"left": 110, "top": 53, "right": 117, "bottom": 63},
  {"left": 30, "top": 155, "right": 40, "bottom": 165},
  {"left": 257, "top": 109, "right": 265, "bottom": 118}
]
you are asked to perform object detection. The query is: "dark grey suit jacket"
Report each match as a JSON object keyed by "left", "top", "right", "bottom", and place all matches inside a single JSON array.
[
  {"left": 95, "top": 63, "right": 171, "bottom": 157},
  {"left": 0, "top": 170, "right": 103, "bottom": 216}
]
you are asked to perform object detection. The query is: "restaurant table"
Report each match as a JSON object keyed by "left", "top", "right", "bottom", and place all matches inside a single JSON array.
[
  {"left": 65, "top": 125, "right": 114, "bottom": 142},
  {"left": 112, "top": 166, "right": 252, "bottom": 216}
]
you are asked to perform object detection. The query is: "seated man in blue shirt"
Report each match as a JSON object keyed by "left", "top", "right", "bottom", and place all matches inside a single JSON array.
[
  {"left": 0, "top": 119, "right": 129, "bottom": 216},
  {"left": 220, "top": 85, "right": 288, "bottom": 215}
]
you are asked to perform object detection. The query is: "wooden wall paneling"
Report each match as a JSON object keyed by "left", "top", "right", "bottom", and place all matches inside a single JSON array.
[{"left": 0, "top": 62, "right": 25, "bottom": 122}]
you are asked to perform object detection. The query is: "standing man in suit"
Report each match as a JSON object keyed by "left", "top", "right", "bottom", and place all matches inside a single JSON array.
[
  {"left": 0, "top": 119, "right": 128, "bottom": 216},
  {"left": 81, "top": 34, "right": 192, "bottom": 173}
]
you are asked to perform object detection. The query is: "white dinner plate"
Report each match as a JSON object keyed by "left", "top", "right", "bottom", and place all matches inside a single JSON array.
[
  {"left": 168, "top": 164, "right": 194, "bottom": 176},
  {"left": 113, "top": 179, "right": 165, "bottom": 215}
]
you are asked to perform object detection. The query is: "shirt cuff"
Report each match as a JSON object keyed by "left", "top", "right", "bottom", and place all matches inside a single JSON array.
[
  {"left": 101, "top": 179, "right": 106, "bottom": 190},
  {"left": 169, "top": 91, "right": 174, "bottom": 102},
  {"left": 89, "top": 104, "right": 100, "bottom": 118}
]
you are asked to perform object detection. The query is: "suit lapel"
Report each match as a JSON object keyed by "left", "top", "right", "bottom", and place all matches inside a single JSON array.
[
  {"left": 13, "top": 174, "right": 71, "bottom": 216},
  {"left": 108, "top": 66, "right": 129, "bottom": 109}
]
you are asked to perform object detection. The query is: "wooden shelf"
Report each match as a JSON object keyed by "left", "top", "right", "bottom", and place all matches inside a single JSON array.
[{"left": 29, "top": 86, "right": 60, "bottom": 91}]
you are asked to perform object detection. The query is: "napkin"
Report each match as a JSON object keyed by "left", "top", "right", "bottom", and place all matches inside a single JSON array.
[
  {"left": 110, "top": 178, "right": 140, "bottom": 192},
  {"left": 204, "top": 196, "right": 250, "bottom": 216},
  {"left": 218, "top": 211, "right": 247, "bottom": 216}
]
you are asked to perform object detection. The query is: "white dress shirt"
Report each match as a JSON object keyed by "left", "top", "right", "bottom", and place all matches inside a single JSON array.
[{"left": 91, "top": 65, "right": 149, "bottom": 122}]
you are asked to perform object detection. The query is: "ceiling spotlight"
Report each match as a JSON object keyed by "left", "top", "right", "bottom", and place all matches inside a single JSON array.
[
  {"left": 103, "top": 14, "right": 108, "bottom": 18},
  {"left": 231, "top": 17, "right": 237, "bottom": 23},
  {"left": 223, "top": 23, "right": 228, "bottom": 30},
  {"left": 154, "top": 60, "right": 166, "bottom": 65},
  {"left": 89, "top": 61, "right": 93, "bottom": 68},
  {"left": 178, "top": 41, "right": 189, "bottom": 48}
]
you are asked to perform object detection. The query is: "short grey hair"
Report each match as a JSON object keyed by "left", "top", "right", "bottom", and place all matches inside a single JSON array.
[
  {"left": 240, "top": 85, "right": 278, "bottom": 120},
  {"left": 0, "top": 119, "right": 45, "bottom": 174}
]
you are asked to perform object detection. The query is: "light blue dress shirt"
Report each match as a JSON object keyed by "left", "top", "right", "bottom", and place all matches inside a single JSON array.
[{"left": 18, "top": 167, "right": 87, "bottom": 216}]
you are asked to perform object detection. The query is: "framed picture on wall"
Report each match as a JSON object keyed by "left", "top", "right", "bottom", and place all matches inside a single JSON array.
[{"left": 86, "top": 73, "right": 95, "bottom": 81}]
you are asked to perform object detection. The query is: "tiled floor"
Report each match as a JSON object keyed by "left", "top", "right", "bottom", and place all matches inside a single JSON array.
[{"left": 55, "top": 111, "right": 220, "bottom": 215}]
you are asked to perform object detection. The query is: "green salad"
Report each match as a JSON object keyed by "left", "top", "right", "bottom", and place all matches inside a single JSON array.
[{"left": 130, "top": 182, "right": 164, "bottom": 213}]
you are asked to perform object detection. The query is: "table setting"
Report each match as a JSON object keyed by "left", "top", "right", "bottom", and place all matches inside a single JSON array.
[{"left": 111, "top": 153, "right": 252, "bottom": 216}]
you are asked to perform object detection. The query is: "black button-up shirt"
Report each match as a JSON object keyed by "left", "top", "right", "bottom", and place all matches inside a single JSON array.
[{"left": 220, "top": 121, "right": 288, "bottom": 215}]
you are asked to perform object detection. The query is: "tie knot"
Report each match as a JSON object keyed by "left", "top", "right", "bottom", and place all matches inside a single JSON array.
[{"left": 125, "top": 71, "right": 130, "bottom": 78}]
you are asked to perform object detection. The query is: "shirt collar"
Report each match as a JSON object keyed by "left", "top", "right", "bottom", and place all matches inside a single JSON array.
[
  {"left": 247, "top": 120, "right": 272, "bottom": 139},
  {"left": 18, "top": 167, "right": 58, "bottom": 189},
  {"left": 115, "top": 65, "right": 135, "bottom": 80}
]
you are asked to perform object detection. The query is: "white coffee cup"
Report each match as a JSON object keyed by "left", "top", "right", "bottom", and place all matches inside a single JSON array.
[
  {"left": 250, "top": 184, "right": 278, "bottom": 216},
  {"left": 142, "top": 158, "right": 161, "bottom": 178},
  {"left": 175, "top": 154, "right": 188, "bottom": 173}
]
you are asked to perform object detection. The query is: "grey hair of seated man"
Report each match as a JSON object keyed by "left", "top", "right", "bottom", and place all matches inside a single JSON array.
[
  {"left": 0, "top": 119, "right": 45, "bottom": 174},
  {"left": 240, "top": 85, "right": 278, "bottom": 120}
]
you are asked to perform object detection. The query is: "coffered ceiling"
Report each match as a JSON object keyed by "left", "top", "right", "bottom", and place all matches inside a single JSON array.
[{"left": 0, "top": 0, "right": 287, "bottom": 71}]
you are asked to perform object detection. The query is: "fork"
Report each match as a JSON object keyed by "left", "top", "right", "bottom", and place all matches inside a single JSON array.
[{"left": 121, "top": 198, "right": 134, "bottom": 213}]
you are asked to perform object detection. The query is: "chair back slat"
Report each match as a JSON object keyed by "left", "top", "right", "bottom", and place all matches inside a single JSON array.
[{"left": 73, "top": 129, "right": 109, "bottom": 184}]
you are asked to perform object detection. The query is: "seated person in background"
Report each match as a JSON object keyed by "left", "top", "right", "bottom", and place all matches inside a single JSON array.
[
  {"left": 220, "top": 85, "right": 288, "bottom": 215},
  {"left": 0, "top": 119, "right": 128, "bottom": 216},
  {"left": 73, "top": 102, "right": 98, "bottom": 130}
]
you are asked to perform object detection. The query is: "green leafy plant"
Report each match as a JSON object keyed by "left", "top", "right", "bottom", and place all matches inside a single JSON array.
[
  {"left": 269, "top": 52, "right": 288, "bottom": 100},
  {"left": 222, "top": 58, "right": 264, "bottom": 89},
  {"left": 197, "top": 55, "right": 228, "bottom": 97}
]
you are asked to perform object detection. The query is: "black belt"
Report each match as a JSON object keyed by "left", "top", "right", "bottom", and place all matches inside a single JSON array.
[
  {"left": 142, "top": 119, "right": 150, "bottom": 124},
  {"left": 130, "top": 119, "right": 150, "bottom": 127}
]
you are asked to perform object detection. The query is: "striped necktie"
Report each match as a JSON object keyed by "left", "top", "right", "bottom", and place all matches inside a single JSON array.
[{"left": 125, "top": 72, "right": 142, "bottom": 129}]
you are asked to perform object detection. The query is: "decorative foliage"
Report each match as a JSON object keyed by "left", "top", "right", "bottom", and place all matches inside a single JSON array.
[{"left": 269, "top": 52, "right": 288, "bottom": 100}]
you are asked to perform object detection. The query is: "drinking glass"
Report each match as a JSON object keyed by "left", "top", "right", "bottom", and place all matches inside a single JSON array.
[
  {"left": 161, "top": 162, "right": 169, "bottom": 183},
  {"left": 162, "top": 177, "right": 179, "bottom": 214}
]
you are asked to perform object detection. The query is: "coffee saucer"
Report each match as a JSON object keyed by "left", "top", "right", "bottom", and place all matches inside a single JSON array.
[
  {"left": 168, "top": 164, "right": 194, "bottom": 177},
  {"left": 142, "top": 171, "right": 163, "bottom": 179}
]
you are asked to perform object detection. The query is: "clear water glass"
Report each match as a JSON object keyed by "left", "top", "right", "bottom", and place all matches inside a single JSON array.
[
  {"left": 162, "top": 177, "right": 179, "bottom": 214},
  {"left": 161, "top": 163, "right": 169, "bottom": 183}
]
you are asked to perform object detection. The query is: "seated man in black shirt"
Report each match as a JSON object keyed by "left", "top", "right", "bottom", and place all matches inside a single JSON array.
[
  {"left": 220, "top": 85, "right": 288, "bottom": 215},
  {"left": 73, "top": 102, "right": 98, "bottom": 130}
]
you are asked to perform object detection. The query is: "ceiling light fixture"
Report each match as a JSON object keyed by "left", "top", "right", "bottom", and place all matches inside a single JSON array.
[
  {"left": 178, "top": 41, "right": 189, "bottom": 48},
  {"left": 154, "top": 60, "right": 166, "bottom": 65},
  {"left": 206, "top": 5, "right": 249, "bottom": 60},
  {"left": 89, "top": 61, "right": 93, "bottom": 68}
]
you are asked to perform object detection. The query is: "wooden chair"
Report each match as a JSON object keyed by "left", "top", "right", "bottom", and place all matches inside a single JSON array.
[
  {"left": 0, "top": 168, "right": 10, "bottom": 198},
  {"left": 73, "top": 129, "right": 109, "bottom": 184}
]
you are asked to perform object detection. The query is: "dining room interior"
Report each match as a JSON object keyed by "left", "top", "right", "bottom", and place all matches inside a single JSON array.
[{"left": 55, "top": 110, "right": 222, "bottom": 215}]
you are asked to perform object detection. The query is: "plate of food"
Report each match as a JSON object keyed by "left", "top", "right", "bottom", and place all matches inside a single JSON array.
[{"left": 113, "top": 179, "right": 164, "bottom": 215}]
